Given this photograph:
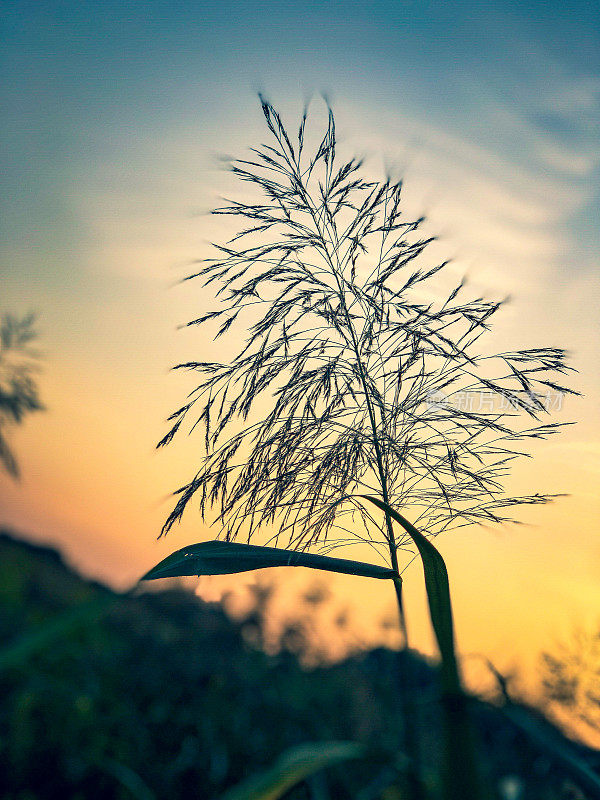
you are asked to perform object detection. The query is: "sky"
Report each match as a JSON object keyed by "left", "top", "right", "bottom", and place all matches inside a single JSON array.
[{"left": 1, "top": 0, "right": 599, "bottom": 736}]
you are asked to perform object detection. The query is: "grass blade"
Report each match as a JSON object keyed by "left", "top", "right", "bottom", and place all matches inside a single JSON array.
[
  {"left": 357, "top": 495, "right": 486, "bottom": 800},
  {"left": 142, "top": 540, "right": 396, "bottom": 582},
  {"left": 221, "top": 741, "right": 364, "bottom": 800},
  {"left": 501, "top": 705, "right": 600, "bottom": 796},
  {"left": 357, "top": 494, "right": 458, "bottom": 688}
]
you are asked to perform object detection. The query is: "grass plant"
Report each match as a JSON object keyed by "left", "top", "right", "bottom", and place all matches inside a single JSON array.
[{"left": 146, "top": 98, "right": 576, "bottom": 799}]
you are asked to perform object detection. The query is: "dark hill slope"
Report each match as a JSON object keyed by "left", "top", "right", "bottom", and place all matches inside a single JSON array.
[{"left": 0, "top": 531, "right": 598, "bottom": 800}]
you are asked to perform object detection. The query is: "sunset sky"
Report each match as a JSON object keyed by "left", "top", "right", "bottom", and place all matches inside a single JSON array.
[{"left": 2, "top": 0, "right": 599, "bottom": 724}]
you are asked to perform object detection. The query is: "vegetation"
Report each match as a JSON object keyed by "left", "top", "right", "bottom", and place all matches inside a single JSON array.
[
  {"left": 2, "top": 531, "right": 599, "bottom": 800},
  {"left": 148, "top": 98, "right": 576, "bottom": 798},
  {"left": 542, "top": 629, "right": 600, "bottom": 737},
  {"left": 0, "top": 312, "right": 43, "bottom": 477},
  {"left": 160, "top": 100, "right": 574, "bottom": 547}
]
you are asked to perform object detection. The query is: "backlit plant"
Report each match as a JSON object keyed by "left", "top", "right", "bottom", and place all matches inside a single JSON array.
[{"left": 145, "top": 98, "right": 575, "bottom": 800}]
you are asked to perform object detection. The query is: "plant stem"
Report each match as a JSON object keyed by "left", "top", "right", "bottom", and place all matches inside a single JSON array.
[
  {"left": 297, "top": 180, "right": 427, "bottom": 800},
  {"left": 440, "top": 689, "right": 486, "bottom": 800},
  {"left": 392, "top": 577, "right": 427, "bottom": 800}
]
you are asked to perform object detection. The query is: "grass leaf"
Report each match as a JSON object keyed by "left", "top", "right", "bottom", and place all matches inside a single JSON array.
[
  {"left": 501, "top": 705, "right": 600, "bottom": 796},
  {"left": 357, "top": 496, "right": 488, "bottom": 799},
  {"left": 221, "top": 741, "right": 364, "bottom": 800},
  {"left": 357, "top": 496, "right": 489, "bottom": 799},
  {"left": 357, "top": 495, "right": 458, "bottom": 688},
  {"left": 142, "top": 540, "right": 396, "bottom": 582}
]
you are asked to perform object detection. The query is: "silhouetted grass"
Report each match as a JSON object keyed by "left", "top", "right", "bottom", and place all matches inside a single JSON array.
[
  {"left": 160, "top": 98, "right": 575, "bottom": 557},
  {"left": 153, "top": 97, "right": 577, "bottom": 799}
]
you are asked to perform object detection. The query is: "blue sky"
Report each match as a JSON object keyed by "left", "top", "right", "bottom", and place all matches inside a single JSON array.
[{"left": 2, "top": 0, "right": 598, "bottom": 302}]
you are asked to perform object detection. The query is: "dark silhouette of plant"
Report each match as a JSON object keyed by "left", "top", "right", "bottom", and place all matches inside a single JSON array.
[
  {"left": 0, "top": 313, "right": 43, "bottom": 477},
  {"left": 148, "top": 98, "right": 576, "bottom": 800},
  {"left": 159, "top": 98, "right": 573, "bottom": 560}
]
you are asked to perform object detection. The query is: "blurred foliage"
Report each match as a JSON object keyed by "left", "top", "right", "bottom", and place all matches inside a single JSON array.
[
  {"left": 221, "top": 741, "right": 365, "bottom": 800},
  {"left": 1, "top": 531, "right": 599, "bottom": 800},
  {"left": 542, "top": 630, "right": 600, "bottom": 735},
  {"left": 0, "top": 313, "right": 43, "bottom": 478}
]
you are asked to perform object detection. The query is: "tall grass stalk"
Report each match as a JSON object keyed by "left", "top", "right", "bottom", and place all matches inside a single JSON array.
[{"left": 151, "top": 98, "right": 575, "bottom": 799}]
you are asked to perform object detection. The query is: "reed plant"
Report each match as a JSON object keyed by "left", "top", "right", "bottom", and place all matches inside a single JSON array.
[{"left": 145, "top": 98, "right": 575, "bottom": 799}]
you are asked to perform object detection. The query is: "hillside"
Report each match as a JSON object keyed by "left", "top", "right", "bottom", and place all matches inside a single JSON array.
[{"left": 1, "top": 530, "right": 598, "bottom": 800}]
